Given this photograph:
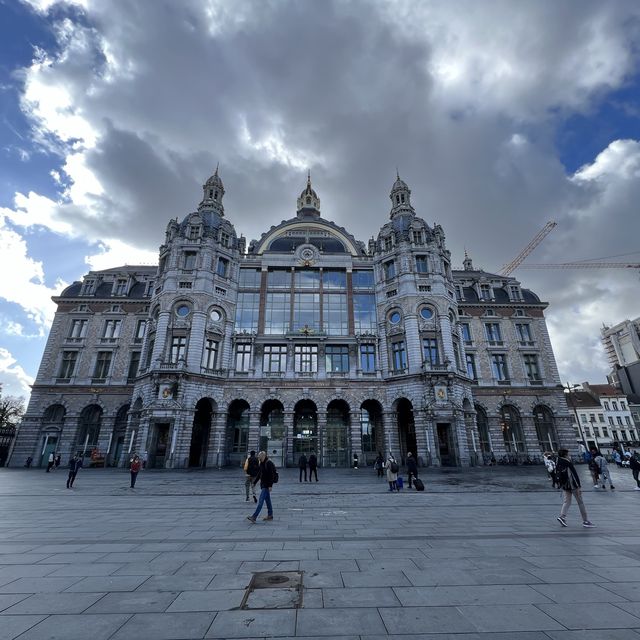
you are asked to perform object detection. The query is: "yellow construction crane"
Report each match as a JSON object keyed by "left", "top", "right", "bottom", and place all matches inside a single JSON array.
[{"left": 500, "top": 221, "right": 557, "bottom": 276}]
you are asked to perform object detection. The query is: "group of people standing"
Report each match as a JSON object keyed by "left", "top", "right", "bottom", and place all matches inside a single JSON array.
[
  {"left": 374, "top": 451, "right": 420, "bottom": 491},
  {"left": 297, "top": 452, "right": 319, "bottom": 482}
]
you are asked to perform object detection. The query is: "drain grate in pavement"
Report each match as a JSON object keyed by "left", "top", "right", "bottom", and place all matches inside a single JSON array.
[{"left": 240, "top": 571, "right": 304, "bottom": 609}]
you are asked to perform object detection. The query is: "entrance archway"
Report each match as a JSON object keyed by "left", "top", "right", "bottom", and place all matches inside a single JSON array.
[
  {"left": 501, "top": 405, "right": 525, "bottom": 454},
  {"left": 396, "top": 398, "right": 416, "bottom": 464},
  {"left": 361, "top": 399, "right": 384, "bottom": 466},
  {"left": 111, "top": 404, "right": 129, "bottom": 467},
  {"left": 189, "top": 398, "right": 214, "bottom": 468},
  {"left": 293, "top": 400, "right": 317, "bottom": 459},
  {"left": 534, "top": 405, "right": 558, "bottom": 453},
  {"left": 76, "top": 405, "right": 102, "bottom": 462},
  {"left": 40, "top": 404, "right": 65, "bottom": 467},
  {"left": 227, "top": 400, "right": 250, "bottom": 465},
  {"left": 260, "top": 400, "right": 285, "bottom": 467},
  {"left": 325, "top": 400, "right": 350, "bottom": 467}
]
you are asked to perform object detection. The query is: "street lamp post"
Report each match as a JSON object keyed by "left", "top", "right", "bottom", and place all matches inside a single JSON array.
[
  {"left": 590, "top": 417, "right": 600, "bottom": 452},
  {"left": 564, "top": 383, "right": 588, "bottom": 455}
]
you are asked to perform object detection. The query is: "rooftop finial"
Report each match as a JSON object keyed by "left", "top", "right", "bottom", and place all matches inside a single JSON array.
[
  {"left": 214, "top": 163, "right": 219, "bottom": 176},
  {"left": 307, "top": 169, "right": 311, "bottom": 185},
  {"left": 396, "top": 167, "right": 400, "bottom": 180}
]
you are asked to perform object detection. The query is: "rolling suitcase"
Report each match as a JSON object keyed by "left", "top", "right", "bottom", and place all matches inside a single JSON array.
[
  {"left": 396, "top": 476, "right": 403, "bottom": 489},
  {"left": 413, "top": 478, "right": 425, "bottom": 491}
]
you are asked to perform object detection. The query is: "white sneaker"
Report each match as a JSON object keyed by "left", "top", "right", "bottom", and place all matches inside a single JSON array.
[
  {"left": 593, "top": 485, "right": 599, "bottom": 488},
  {"left": 634, "top": 487, "right": 640, "bottom": 491}
]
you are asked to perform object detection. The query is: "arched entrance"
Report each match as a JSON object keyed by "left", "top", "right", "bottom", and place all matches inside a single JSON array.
[
  {"left": 534, "top": 405, "right": 558, "bottom": 452},
  {"left": 110, "top": 404, "right": 129, "bottom": 467},
  {"left": 325, "top": 400, "right": 350, "bottom": 468},
  {"left": 293, "top": 400, "right": 317, "bottom": 460},
  {"left": 501, "top": 405, "right": 525, "bottom": 455},
  {"left": 475, "top": 405, "right": 493, "bottom": 463},
  {"left": 189, "top": 398, "right": 214, "bottom": 468},
  {"left": 40, "top": 404, "right": 65, "bottom": 467},
  {"left": 260, "top": 400, "right": 285, "bottom": 467},
  {"left": 76, "top": 405, "right": 102, "bottom": 463},
  {"left": 361, "top": 400, "right": 384, "bottom": 466},
  {"left": 227, "top": 399, "right": 250, "bottom": 465},
  {"left": 396, "top": 398, "right": 416, "bottom": 464}
]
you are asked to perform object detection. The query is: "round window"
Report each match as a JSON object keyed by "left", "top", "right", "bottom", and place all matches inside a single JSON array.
[
  {"left": 420, "top": 307, "right": 434, "bottom": 320},
  {"left": 389, "top": 311, "right": 401, "bottom": 324},
  {"left": 210, "top": 309, "right": 222, "bottom": 322},
  {"left": 176, "top": 304, "right": 190, "bottom": 317}
]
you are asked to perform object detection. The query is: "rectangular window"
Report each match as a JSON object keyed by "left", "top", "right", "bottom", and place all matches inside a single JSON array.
[
  {"left": 599, "top": 414, "right": 605, "bottom": 422},
  {"left": 604, "top": 401, "right": 610, "bottom": 410},
  {"left": 220, "top": 231, "right": 230, "bottom": 247},
  {"left": 127, "top": 351, "right": 141, "bottom": 381},
  {"left": 460, "top": 322, "right": 472, "bottom": 344},
  {"left": 491, "top": 353, "right": 509, "bottom": 381},
  {"left": 621, "top": 401, "right": 627, "bottom": 410},
  {"left": 263, "top": 345, "right": 287, "bottom": 373},
  {"left": 188, "top": 225, "right": 200, "bottom": 240},
  {"left": 264, "top": 293, "right": 290, "bottom": 334},
  {"left": 617, "top": 416, "right": 623, "bottom": 426},
  {"left": 608, "top": 416, "right": 614, "bottom": 425},
  {"left": 294, "top": 345, "right": 318, "bottom": 373},
  {"left": 135, "top": 319, "right": 146, "bottom": 342},
  {"left": 102, "top": 319, "right": 122, "bottom": 339},
  {"left": 238, "top": 268, "right": 261, "bottom": 288},
  {"left": 216, "top": 257, "right": 229, "bottom": 278},
  {"left": 145, "top": 337, "right": 155, "bottom": 368},
  {"left": 603, "top": 426, "right": 609, "bottom": 436},
  {"left": 202, "top": 339, "right": 219, "bottom": 370},
  {"left": 293, "top": 293, "right": 320, "bottom": 333},
  {"left": 93, "top": 351, "right": 112, "bottom": 380},
  {"left": 455, "top": 285, "right": 464, "bottom": 301},
  {"left": 170, "top": 336, "right": 187, "bottom": 363},
  {"left": 485, "top": 322, "right": 502, "bottom": 344},
  {"left": 415, "top": 255, "right": 428, "bottom": 273},
  {"left": 323, "top": 293, "right": 348, "bottom": 335},
  {"left": 625, "top": 416, "right": 631, "bottom": 426},
  {"left": 453, "top": 342, "right": 461, "bottom": 370},
  {"left": 58, "top": 351, "right": 78, "bottom": 379},
  {"left": 321, "top": 269, "right": 346, "bottom": 290},
  {"left": 383, "top": 236, "right": 393, "bottom": 251},
  {"left": 466, "top": 353, "right": 477, "bottom": 380},
  {"left": 523, "top": 354, "right": 541, "bottom": 381},
  {"left": 612, "top": 401, "right": 619, "bottom": 410},
  {"left": 183, "top": 251, "right": 197, "bottom": 270},
  {"left": 383, "top": 260, "right": 396, "bottom": 280},
  {"left": 480, "top": 284, "right": 492, "bottom": 300},
  {"left": 352, "top": 270, "right": 375, "bottom": 289},
  {"left": 235, "top": 343, "right": 252, "bottom": 372},
  {"left": 353, "top": 294, "right": 376, "bottom": 332},
  {"left": 412, "top": 230, "right": 423, "bottom": 245},
  {"left": 179, "top": 281, "right": 192, "bottom": 289},
  {"left": 391, "top": 341, "right": 407, "bottom": 371},
  {"left": 509, "top": 285, "right": 521, "bottom": 300},
  {"left": 69, "top": 319, "right": 88, "bottom": 339},
  {"left": 294, "top": 268, "right": 320, "bottom": 289},
  {"left": 235, "top": 292, "right": 260, "bottom": 332},
  {"left": 422, "top": 337, "right": 439, "bottom": 366},
  {"left": 81, "top": 279, "right": 96, "bottom": 295},
  {"left": 516, "top": 323, "right": 533, "bottom": 344},
  {"left": 360, "top": 344, "right": 376, "bottom": 372},
  {"left": 267, "top": 268, "right": 291, "bottom": 289},
  {"left": 114, "top": 279, "right": 128, "bottom": 296},
  {"left": 581, "top": 414, "right": 588, "bottom": 423},
  {"left": 325, "top": 345, "right": 349, "bottom": 373},
  {"left": 589, "top": 413, "right": 596, "bottom": 422}
]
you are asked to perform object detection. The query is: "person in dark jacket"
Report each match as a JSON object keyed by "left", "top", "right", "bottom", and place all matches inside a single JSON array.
[
  {"left": 555, "top": 448, "right": 594, "bottom": 528},
  {"left": 298, "top": 453, "right": 308, "bottom": 482},
  {"left": 406, "top": 452, "right": 418, "bottom": 488},
  {"left": 374, "top": 452, "right": 384, "bottom": 478},
  {"left": 308, "top": 451, "right": 318, "bottom": 482},
  {"left": 629, "top": 451, "right": 640, "bottom": 490},
  {"left": 244, "top": 450, "right": 259, "bottom": 502},
  {"left": 247, "top": 451, "right": 277, "bottom": 522},
  {"left": 66, "top": 454, "right": 82, "bottom": 488}
]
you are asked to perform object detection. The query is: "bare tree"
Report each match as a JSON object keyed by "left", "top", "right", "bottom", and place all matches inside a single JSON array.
[{"left": 0, "top": 395, "right": 25, "bottom": 429}]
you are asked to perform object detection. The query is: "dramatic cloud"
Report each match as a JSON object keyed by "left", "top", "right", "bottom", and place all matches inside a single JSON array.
[
  {"left": 0, "top": 347, "right": 34, "bottom": 398},
  {"left": 5, "top": 0, "right": 640, "bottom": 385}
]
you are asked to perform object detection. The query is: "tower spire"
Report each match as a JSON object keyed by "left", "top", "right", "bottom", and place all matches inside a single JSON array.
[
  {"left": 297, "top": 171, "right": 321, "bottom": 217},
  {"left": 198, "top": 166, "right": 225, "bottom": 215},
  {"left": 389, "top": 172, "right": 414, "bottom": 218}
]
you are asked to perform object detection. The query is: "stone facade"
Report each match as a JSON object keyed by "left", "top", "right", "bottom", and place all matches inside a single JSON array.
[{"left": 10, "top": 171, "right": 575, "bottom": 469}]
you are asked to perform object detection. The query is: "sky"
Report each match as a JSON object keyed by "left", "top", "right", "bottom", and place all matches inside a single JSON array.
[{"left": 1, "top": 0, "right": 640, "bottom": 400}]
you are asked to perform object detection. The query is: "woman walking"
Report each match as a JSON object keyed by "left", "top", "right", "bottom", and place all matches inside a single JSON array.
[
  {"left": 130, "top": 454, "right": 142, "bottom": 489},
  {"left": 556, "top": 448, "right": 594, "bottom": 528}
]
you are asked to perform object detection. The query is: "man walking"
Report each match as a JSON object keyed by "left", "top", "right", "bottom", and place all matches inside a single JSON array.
[
  {"left": 308, "top": 450, "right": 318, "bottom": 482},
  {"left": 406, "top": 452, "right": 418, "bottom": 489},
  {"left": 629, "top": 451, "right": 640, "bottom": 490},
  {"left": 594, "top": 450, "right": 615, "bottom": 490},
  {"left": 247, "top": 451, "right": 277, "bottom": 522},
  {"left": 298, "top": 453, "right": 308, "bottom": 482},
  {"left": 244, "top": 450, "right": 259, "bottom": 502},
  {"left": 556, "top": 448, "right": 595, "bottom": 528},
  {"left": 46, "top": 452, "right": 54, "bottom": 472},
  {"left": 66, "top": 454, "right": 82, "bottom": 488}
]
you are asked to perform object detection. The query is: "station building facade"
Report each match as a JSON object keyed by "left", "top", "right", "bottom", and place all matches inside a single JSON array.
[{"left": 11, "top": 171, "right": 574, "bottom": 468}]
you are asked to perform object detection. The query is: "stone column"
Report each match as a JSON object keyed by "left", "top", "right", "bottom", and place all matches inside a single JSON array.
[
  {"left": 413, "top": 409, "right": 428, "bottom": 467},
  {"left": 187, "top": 311, "right": 207, "bottom": 371},
  {"left": 151, "top": 311, "right": 171, "bottom": 365},
  {"left": 284, "top": 411, "right": 295, "bottom": 468},
  {"left": 439, "top": 314, "right": 455, "bottom": 368},
  {"left": 349, "top": 411, "right": 362, "bottom": 467},
  {"left": 404, "top": 314, "right": 422, "bottom": 375},
  {"left": 383, "top": 410, "right": 400, "bottom": 458},
  {"left": 317, "top": 410, "right": 327, "bottom": 467},
  {"left": 207, "top": 410, "right": 228, "bottom": 468},
  {"left": 248, "top": 410, "right": 261, "bottom": 454}
]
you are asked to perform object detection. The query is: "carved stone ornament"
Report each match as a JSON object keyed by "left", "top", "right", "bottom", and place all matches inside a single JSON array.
[
  {"left": 295, "top": 243, "right": 320, "bottom": 266},
  {"left": 435, "top": 385, "right": 448, "bottom": 402}
]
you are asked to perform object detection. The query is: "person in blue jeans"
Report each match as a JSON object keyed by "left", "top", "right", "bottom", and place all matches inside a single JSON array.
[{"left": 247, "top": 451, "right": 277, "bottom": 522}]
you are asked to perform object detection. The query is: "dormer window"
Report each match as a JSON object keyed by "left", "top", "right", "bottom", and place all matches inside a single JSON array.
[
  {"left": 480, "top": 284, "right": 492, "bottom": 300},
  {"left": 114, "top": 279, "right": 128, "bottom": 296},
  {"left": 214, "top": 190, "right": 218, "bottom": 200},
  {"left": 81, "top": 279, "right": 96, "bottom": 296},
  {"left": 220, "top": 231, "right": 230, "bottom": 247},
  {"left": 383, "top": 237, "right": 392, "bottom": 251},
  {"left": 188, "top": 225, "right": 201, "bottom": 240},
  {"left": 412, "top": 231, "right": 423, "bottom": 245},
  {"left": 401, "top": 194, "right": 405, "bottom": 203}
]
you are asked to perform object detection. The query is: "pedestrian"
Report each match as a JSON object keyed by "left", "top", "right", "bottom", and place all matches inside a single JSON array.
[
  {"left": 244, "top": 450, "right": 259, "bottom": 502},
  {"left": 54, "top": 454, "right": 61, "bottom": 470},
  {"left": 594, "top": 450, "right": 615, "bottom": 490},
  {"left": 406, "top": 452, "right": 418, "bottom": 488},
  {"left": 66, "top": 454, "right": 82, "bottom": 488},
  {"left": 46, "top": 452, "right": 54, "bottom": 472},
  {"left": 308, "top": 450, "right": 318, "bottom": 482},
  {"left": 543, "top": 452, "right": 558, "bottom": 488},
  {"left": 386, "top": 453, "right": 399, "bottom": 491},
  {"left": 247, "top": 451, "right": 277, "bottom": 522},
  {"left": 612, "top": 447, "right": 622, "bottom": 467},
  {"left": 556, "top": 448, "right": 594, "bottom": 528},
  {"left": 627, "top": 452, "right": 640, "bottom": 490},
  {"left": 142, "top": 450, "right": 148, "bottom": 470},
  {"left": 298, "top": 453, "right": 308, "bottom": 482},
  {"left": 130, "top": 454, "right": 142, "bottom": 489},
  {"left": 374, "top": 452, "right": 384, "bottom": 478},
  {"left": 24, "top": 456, "right": 33, "bottom": 468},
  {"left": 587, "top": 448, "right": 600, "bottom": 488}
]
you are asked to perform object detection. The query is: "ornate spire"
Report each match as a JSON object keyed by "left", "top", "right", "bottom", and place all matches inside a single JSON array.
[
  {"left": 297, "top": 170, "right": 321, "bottom": 217},
  {"left": 389, "top": 172, "right": 414, "bottom": 218},
  {"left": 198, "top": 166, "right": 225, "bottom": 215},
  {"left": 463, "top": 249, "right": 474, "bottom": 271}
]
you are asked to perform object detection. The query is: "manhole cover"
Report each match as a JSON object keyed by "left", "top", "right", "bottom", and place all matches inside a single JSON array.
[{"left": 241, "top": 572, "right": 304, "bottom": 609}]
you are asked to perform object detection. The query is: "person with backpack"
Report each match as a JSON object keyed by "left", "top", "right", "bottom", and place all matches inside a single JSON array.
[
  {"left": 556, "top": 448, "right": 594, "bottom": 528},
  {"left": 593, "top": 450, "right": 614, "bottom": 490},
  {"left": 244, "top": 450, "right": 259, "bottom": 502},
  {"left": 247, "top": 451, "right": 277, "bottom": 522},
  {"left": 386, "top": 453, "right": 399, "bottom": 492},
  {"left": 543, "top": 452, "right": 558, "bottom": 488},
  {"left": 627, "top": 451, "right": 640, "bottom": 490}
]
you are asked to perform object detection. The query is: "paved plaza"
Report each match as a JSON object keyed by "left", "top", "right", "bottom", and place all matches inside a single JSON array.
[{"left": 1, "top": 463, "right": 640, "bottom": 639}]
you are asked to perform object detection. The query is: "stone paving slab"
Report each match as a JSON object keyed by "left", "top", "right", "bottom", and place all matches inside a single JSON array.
[{"left": 2, "top": 464, "right": 640, "bottom": 639}]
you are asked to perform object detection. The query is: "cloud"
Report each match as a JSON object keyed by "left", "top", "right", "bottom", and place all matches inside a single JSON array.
[
  {"left": 5, "top": 0, "right": 640, "bottom": 387},
  {"left": 0, "top": 347, "right": 34, "bottom": 398}
]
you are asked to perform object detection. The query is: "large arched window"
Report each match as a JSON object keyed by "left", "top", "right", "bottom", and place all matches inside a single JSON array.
[
  {"left": 42, "top": 404, "right": 65, "bottom": 425},
  {"left": 77, "top": 405, "right": 103, "bottom": 453},
  {"left": 228, "top": 400, "right": 250, "bottom": 454},
  {"left": 475, "top": 405, "right": 491, "bottom": 453},
  {"left": 500, "top": 405, "right": 525, "bottom": 454},
  {"left": 325, "top": 400, "right": 349, "bottom": 467},
  {"left": 534, "top": 405, "right": 558, "bottom": 452},
  {"left": 293, "top": 400, "right": 317, "bottom": 456},
  {"left": 361, "top": 400, "right": 383, "bottom": 457}
]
